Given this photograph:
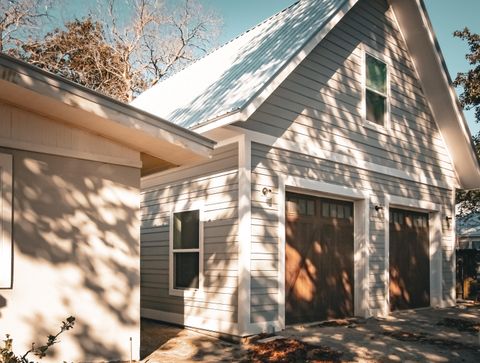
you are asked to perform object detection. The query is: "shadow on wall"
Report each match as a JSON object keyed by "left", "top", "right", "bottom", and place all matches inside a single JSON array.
[
  {"left": 0, "top": 146, "right": 141, "bottom": 362},
  {"left": 140, "top": 145, "right": 240, "bottom": 355},
  {"left": 242, "top": 0, "right": 453, "bottom": 321}
]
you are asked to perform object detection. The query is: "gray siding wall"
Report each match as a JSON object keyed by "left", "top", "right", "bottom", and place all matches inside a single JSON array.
[
  {"left": 242, "top": 0, "right": 456, "bottom": 322},
  {"left": 140, "top": 144, "right": 239, "bottom": 323}
]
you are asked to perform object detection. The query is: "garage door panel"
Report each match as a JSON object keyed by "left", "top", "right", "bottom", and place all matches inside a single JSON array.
[
  {"left": 389, "top": 208, "right": 430, "bottom": 311},
  {"left": 286, "top": 193, "right": 354, "bottom": 324}
]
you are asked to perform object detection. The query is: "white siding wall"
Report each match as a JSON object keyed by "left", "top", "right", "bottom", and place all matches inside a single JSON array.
[
  {"left": 240, "top": 0, "right": 456, "bottom": 322},
  {"left": 140, "top": 144, "right": 239, "bottom": 327}
]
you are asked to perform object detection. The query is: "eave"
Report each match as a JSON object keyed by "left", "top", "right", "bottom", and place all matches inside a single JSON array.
[{"left": 0, "top": 54, "right": 216, "bottom": 169}]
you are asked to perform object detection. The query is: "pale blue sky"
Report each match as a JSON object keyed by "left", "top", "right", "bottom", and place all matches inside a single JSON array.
[{"left": 54, "top": 0, "right": 480, "bottom": 134}]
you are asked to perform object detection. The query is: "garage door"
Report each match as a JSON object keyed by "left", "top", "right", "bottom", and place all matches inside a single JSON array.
[
  {"left": 389, "top": 208, "right": 430, "bottom": 311},
  {"left": 285, "top": 192, "right": 354, "bottom": 324}
]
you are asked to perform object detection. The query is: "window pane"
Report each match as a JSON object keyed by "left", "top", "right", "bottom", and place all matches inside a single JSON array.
[
  {"left": 366, "top": 90, "right": 386, "bottom": 126},
  {"left": 366, "top": 55, "right": 387, "bottom": 94},
  {"left": 174, "top": 252, "right": 199, "bottom": 289},
  {"left": 322, "top": 203, "right": 329, "bottom": 218},
  {"left": 173, "top": 210, "right": 199, "bottom": 249},
  {"left": 307, "top": 200, "right": 315, "bottom": 216}
]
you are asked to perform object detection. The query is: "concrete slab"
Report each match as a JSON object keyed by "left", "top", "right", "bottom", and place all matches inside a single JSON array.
[{"left": 140, "top": 306, "right": 480, "bottom": 362}]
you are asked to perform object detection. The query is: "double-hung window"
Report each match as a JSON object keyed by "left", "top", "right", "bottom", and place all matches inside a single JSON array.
[
  {"left": 365, "top": 53, "right": 388, "bottom": 127},
  {"left": 170, "top": 209, "right": 202, "bottom": 293}
]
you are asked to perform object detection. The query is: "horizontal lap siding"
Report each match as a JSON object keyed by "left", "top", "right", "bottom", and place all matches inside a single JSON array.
[
  {"left": 140, "top": 144, "right": 239, "bottom": 323},
  {"left": 242, "top": 0, "right": 455, "bottom": 186},
  {"left": 243, "top": 0, "right": 456, "bottom": 320},
  {"left": 251, "top": 142, "right": 453, "bottom": 315}
]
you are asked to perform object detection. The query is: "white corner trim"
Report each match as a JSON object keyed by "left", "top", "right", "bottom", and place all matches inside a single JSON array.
[
  {"left": 231, "top": 126, "right": 453, "bottom": 190},
  {"left": 168, "top": 204, "right": 205, "bottom": 298},
  {"left": 141, "top": 308, "right": 240, "bottom": 336},
  {"left": 278, "top": 175, "right": 370, "bottom": 328},
  {"left": 238, "top": 134, "right": 252, "bottom": 335},
  {"left": 383, "top": 194, "right": 443, "bottom": 314},
  {"left": 0, "top": 153, "right": 13, "bottom": 288}
]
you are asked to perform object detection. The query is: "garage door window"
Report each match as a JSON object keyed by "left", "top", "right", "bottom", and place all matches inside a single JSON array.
[{"left": 171, "top": 210, "right": 201, "bottom": 290}]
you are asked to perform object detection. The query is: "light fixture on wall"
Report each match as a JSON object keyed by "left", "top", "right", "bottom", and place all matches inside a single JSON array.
[
  {"left": 375, "top": 205, "right": 384, "bottom": 212},
  {"left": 445, "top": 216, "right": 452, "bottom": 223},
  {"left": 262, "top": 187, "right": 273, "bottom": 200}
]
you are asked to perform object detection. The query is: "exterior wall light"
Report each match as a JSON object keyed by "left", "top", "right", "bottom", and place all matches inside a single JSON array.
[
  {"left": 375, "top": 205, "right": 384, "bottom": 212},
  {"left": 262, "top": 187, "right": 273, "bottom": 200}
]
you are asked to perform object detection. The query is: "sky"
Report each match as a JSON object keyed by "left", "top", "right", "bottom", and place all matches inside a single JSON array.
[{"left": 203, "top": 0, "right": 480, "bottom": 135}]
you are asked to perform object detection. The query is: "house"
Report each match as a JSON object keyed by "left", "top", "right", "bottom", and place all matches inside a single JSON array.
[
  {"left": 0, "top": 54, "right": 215, "bottom": 362},
  {"left": 132, "top": 0, "right": 480, "bottom": 337},
  {"left": 457, "top": 213, "right": 480, "bottom": 250}
]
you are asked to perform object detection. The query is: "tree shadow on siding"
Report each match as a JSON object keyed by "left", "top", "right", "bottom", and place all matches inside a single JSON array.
[
  {"left": 244, "top": 0, "right": 453, "bottom": 324},
  {"left": 140, "top": 144, "right": 240, "bottom": 359},
  {"left": 0, "top": 148, "right": 140, "bottom": 362}
]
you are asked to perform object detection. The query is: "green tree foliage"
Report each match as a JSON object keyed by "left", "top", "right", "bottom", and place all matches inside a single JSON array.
[{"left": 454, "top": 28, "right": 480, "bottom": 215}]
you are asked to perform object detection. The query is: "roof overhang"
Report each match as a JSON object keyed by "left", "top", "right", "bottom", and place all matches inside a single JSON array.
[
  {"left": 0, "top": 54, "right": 215, "bottom": 168},
  {"left": 389, "top": 0, "right": 480, "bottom": 189},
  {"left": 189, "top": 0, "right": 480, "bottom": 189}
]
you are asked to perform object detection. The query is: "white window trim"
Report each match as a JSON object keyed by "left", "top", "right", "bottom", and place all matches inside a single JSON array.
[
  {"left": 0, "top": 153, "right": 13, "bottom": 289},
  {"left": 383, "top": 195, "right": 443, "bottom": 315},
  {"left": 362, "top": 45, "right": 391, "bottom": 132},
  {"left": 277, "top": 176, "right": 371, "bottom": 330},
  {"left": 168, "top": 205, "right": 204, "bottom": 298}
]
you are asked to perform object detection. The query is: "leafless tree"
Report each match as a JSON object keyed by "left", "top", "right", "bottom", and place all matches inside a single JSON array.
[
  {"left": 0, "top": 0, "right": 53, "bottom": 52},
  {"left": 102, "top": 0, "right": 221, "bottom": 100},
  {"left": 5, "top": 0, "right": 221, "bottom": 102}
]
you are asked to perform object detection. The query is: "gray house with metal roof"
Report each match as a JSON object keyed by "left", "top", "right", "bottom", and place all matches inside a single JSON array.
[{"left": 133, "top": 0, "right": 480, "bottom": 337}]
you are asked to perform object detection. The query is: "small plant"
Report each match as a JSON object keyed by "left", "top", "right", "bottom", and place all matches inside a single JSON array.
[{"left": 0, "top": 316, "right": 75, "bottom": 363}]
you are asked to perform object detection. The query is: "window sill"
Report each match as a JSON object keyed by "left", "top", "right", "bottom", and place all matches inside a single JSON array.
[
  {"left": 169, "top": 287, "right": 205, "bottom": 299},
  {"left": 363, "top": 120, "right": 389, "bottom": 135}
]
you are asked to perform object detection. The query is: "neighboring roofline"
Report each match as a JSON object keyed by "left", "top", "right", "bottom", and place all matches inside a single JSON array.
[
  {"left": 0, "top": 54, "right": 216, "bottom": 158},
  {"left": 192, "top": 0, "right": 357, "bottom": 134}
]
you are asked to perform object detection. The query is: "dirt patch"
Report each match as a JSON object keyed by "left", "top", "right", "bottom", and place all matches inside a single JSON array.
[
  {"left": 311, "top": 318, "right": 366, "bottom": 328},
  {"left": 382, "top": 330, "right": 478, "bottom": 351},
  {"left": 243, "top": 338, "right": 343, "bottom": 363},
  {"left": 437, "top": 317, "right": 480, "bottom": 333}
]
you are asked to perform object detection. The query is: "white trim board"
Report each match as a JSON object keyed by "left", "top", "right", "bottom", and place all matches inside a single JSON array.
[
  {"left": 277, "top": 176, "right": 371, "bottom": 329},
  {"left": 230, "top": 126, "right": 454, "bottom": 190},
  {"left": 0, "top": 137, "right": 141, "bottom": 168},
  {"left": 382, "top": 194, "right": 443, "bottom": 315},
  {"left": 0, "top": 153, "right": 13, "bottom": 288},
  {"left": 238, "top": 135, "right": 252, "bottom": 335}
]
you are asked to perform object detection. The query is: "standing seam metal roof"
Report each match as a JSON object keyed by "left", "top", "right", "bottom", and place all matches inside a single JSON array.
[{"left": 131, "top": 0, "right": 348, "bottom": 129}]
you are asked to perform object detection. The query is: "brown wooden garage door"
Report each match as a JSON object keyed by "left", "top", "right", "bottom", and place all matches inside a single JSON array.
[
  {"left": 389, "top": 208, "right": 430, "bottom": 311},
  {"left": 285, "top": 192, "right": 354, "bottom": 324}
]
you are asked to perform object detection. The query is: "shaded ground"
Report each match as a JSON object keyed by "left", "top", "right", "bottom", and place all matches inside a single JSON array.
[{"left": 141, "top": 305, "right": 480, "bottom": 362}]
